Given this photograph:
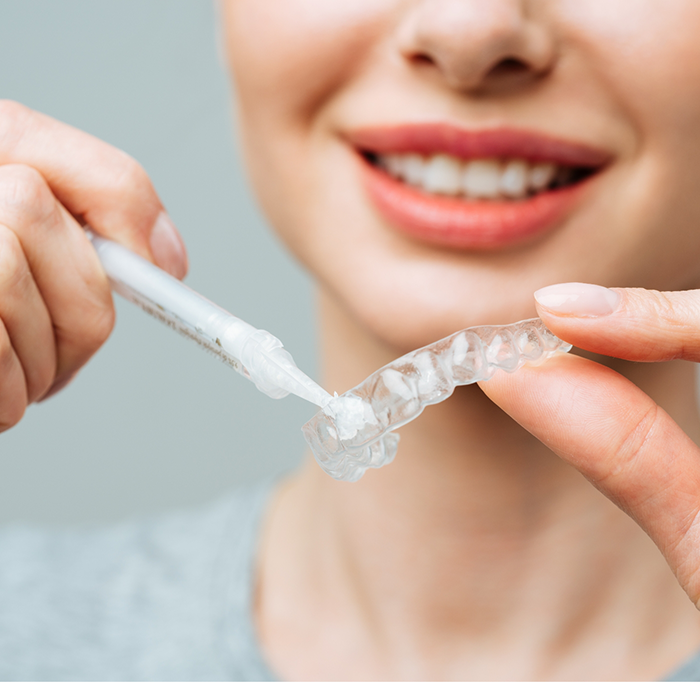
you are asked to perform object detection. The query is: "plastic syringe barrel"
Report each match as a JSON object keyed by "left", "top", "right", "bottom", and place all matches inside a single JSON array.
[{"left": 88, "top": 231, "right": 329, "bottom": 403}]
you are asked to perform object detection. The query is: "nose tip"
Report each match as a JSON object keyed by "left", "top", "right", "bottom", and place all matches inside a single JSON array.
[{"left": 398, "top": 0, "right": 556, "bottom": 93}]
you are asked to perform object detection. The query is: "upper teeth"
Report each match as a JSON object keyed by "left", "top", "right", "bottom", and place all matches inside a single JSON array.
[{"left": 378, "top": 153, "right": 561, "bottom": 199}]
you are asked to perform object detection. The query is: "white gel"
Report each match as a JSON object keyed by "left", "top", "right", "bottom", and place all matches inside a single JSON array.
[
  {"left": 302, "top": 318, "right": 571, "bottom": 482},
  {"left": 324, "top": 394, "right": 379, "bottom": 440}
]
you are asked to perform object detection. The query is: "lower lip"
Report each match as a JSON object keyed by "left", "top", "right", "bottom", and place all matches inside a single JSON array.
[{"left": 359, "top": 156, "right": 591, "bottom": 250}]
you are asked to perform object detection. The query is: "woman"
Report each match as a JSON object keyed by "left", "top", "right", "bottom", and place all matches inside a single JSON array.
[{"left": 2, "top": 0, "right": 700, "bottom": 679}]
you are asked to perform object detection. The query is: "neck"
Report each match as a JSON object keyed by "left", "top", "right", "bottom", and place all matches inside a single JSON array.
[{"left": 256, "top": 290, "right": 700, "bottom": 680}]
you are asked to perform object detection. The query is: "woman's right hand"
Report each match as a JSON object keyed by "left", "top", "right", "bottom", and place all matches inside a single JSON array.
[
  {"left": 479, "top": 283, "right": 700, "bottom": 609},
  {"left": 0, "top": 100, "right": 188, "bottom": 431}
]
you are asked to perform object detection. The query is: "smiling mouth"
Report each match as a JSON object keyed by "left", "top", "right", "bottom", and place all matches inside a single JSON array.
[
  {"left": 362, "top": 151, "right": 594, "bottom": 201},
  {"left": 348, "top": 124, "right": 610, "bottom": 249}
]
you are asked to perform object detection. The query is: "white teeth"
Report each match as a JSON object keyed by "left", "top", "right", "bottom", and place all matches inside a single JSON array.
[
  {"left": 463, "top": 159, "right": 501, "bottom": 198},
  {"left": 500, "top": 159, "right": 528, "bottom": 198},
  {"left": 378, "top": 153, "right": 573, "bottom": 200},
  {"left": 529, "top": 162, "right": 556, "bottom": 191},
  {"left": 403, "top": 154, "right": 425, "bottom": 186},
  {"left": 423, "top": 154, "right": 462, "bottom": 195},
  {"left": 383, "top": 155, "right": 404, "bottom": 177}
]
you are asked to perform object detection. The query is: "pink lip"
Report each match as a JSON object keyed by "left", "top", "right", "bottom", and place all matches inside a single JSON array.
[
  {"left": 348, "top": 124, "right": 612, "bottom": 166},
  {"left": 347, "top": 124, "right": 611, "bottom": 250}
]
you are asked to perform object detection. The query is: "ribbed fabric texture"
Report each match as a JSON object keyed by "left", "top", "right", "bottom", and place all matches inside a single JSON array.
[{"left": 0, "top": 482, "right": 276, "bottom": 681}]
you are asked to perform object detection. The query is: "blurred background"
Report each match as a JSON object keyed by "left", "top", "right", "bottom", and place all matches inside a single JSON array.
[{"left": 0, "top": 0, "right": 319, "bottom": 524}]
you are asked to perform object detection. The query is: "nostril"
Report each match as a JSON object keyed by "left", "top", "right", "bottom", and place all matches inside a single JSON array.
[
  {"left": 410, "top": 52, "right": 436, "bottom": 67},
  {"left": 487, "top": 57, "right": 530, "bottom": 78},
  {"left": 406, "top": 49, "right": 542, "bottom": 93}
]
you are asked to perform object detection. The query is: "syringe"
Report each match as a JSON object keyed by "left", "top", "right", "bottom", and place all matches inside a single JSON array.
[{"left": 87, "top": 230, "right": 331, "bottom": 408}]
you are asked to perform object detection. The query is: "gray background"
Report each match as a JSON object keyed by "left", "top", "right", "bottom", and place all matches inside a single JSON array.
[{"left": 0, "top": 0, "right": 319, "bottom": 524}]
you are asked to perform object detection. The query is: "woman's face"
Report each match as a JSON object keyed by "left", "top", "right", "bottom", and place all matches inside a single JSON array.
[{"left": 222, "top": 0, "right": 700, "bottom": 352}]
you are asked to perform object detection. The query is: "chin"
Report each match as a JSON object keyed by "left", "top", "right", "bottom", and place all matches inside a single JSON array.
[{"left": 320, "top": 263, "right": 544, "bottom": 354}]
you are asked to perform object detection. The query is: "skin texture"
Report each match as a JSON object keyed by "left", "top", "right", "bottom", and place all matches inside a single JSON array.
[{"left": 4, "top": 0, "right": 700, "bottom": 679}]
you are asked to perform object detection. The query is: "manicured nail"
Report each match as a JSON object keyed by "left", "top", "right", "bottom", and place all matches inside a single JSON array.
[
  {"left": 534, "top": 282, "right": 620, "bottom": 317},
  {"left": 149, "top": 211, "right": 188, "bottom": 279}
]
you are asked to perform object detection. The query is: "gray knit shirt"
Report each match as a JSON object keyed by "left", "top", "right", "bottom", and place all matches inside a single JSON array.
[
  {"left": 0, "top": 481, "right": 276, "bottom": 680},
  {"left": 0, "top": 479, "right": 699, "bottom": 681}
]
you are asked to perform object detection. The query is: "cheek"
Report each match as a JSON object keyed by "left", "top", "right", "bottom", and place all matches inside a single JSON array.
[
  {"left": 562, "top": 0, "right": 700, "bottom": 145},
  {"left": 223, "top": 0, "right": 394, "bottom": 126},
  {"left": 560, "top": 0, "right": 700, "bottom": 285},
  {"left": 221, "top": 0, "right": 401, "bottom": 266}
]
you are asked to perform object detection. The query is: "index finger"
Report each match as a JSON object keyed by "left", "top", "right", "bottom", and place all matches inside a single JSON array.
[
  {"left": 532, "top": 283, "right": 700, "bottom": 363},
  {"left": 0, "top": 100, "right": 187, "bottom": 278}
]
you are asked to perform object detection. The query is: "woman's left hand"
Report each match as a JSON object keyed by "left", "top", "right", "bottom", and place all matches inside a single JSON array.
[{"left": 479, "top": 283, "right": 700, "bottom": 607}]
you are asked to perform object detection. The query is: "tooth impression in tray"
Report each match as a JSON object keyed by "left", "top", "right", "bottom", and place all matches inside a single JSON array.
[{"left": 302, "top": 318, "right": 571, "bottom": 483}]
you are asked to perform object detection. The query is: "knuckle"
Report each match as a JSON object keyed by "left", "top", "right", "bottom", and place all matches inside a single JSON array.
[
  {"left": 0, "top": 226, "right": 29, "bottom": 292},
  {"left": 40, "top": 371, "right": 77, "bottom": 402},
  {"left": 27, "top": 341, "right": 58, "bottom": 405},
  {"left": 62, "top": 297, "right": 115, "bottom": 357},
  {"left": 649, "top": 290, "right": 684, "bottom": 320},
  {"left": 0, "top": 100, "right": 30, "bottom": 147},
  {"left": 642, "top": 289, "right": 700, "bottom": 332},
  {"left": 107, "top": 153, "right": 161, "bottom": 228},
  {"left": 666, "top": 508, "right": 700, "bottom": 605},
  {"left": 53, "top": 257, "right": 115, "bottom": 367},
  {"left": 0, "top": 328, "right": 25, "bottom": 431},
  {"left": 31, "top": 367, "right": 56, "bottom": 405},
  {"left": 0, "top": 99, "right": 26, "bottom": 118},
  {"left": 112, "top": 153, "right": 151, "bottom": 197},
  {"left": 665, "top": 506, "right": 700, "bottom": 562},
  {"left": 597, "top": 403, "right": 660, "bottom": 485},
  {"left": 0, "top": 327, "right": 15, "bottom": 375},
  {"left": 0, "top": 164, "right": 54, "bottom": 224},
  {"left": 639, "top": 290, "right": 700, "bottom": 360},
  {"left": 0, "top": 409, "right": 24, "bottom": 433},
  {"left": 0, "top": 398, "right": 26, "bottom": 431},
  {"left": 89, "top": 303, "right": 116, "bottom": 347}
]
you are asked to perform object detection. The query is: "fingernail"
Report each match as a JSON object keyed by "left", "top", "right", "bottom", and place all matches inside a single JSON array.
[
  {"left": 149, "top": 211, "right": 188, "bottom": 279},
  {"left": 534, "top": 282, "right": 620, "bottom": 317}
]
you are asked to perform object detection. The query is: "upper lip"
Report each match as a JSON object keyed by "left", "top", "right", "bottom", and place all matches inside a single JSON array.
[{"left": 346, "top": 123, "right": 612, "bottom": 168}]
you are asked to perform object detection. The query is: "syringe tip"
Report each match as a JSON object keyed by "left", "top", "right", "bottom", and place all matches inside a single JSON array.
[{"left": 246, "top": 343, "right": 331, "bottom": 406}]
